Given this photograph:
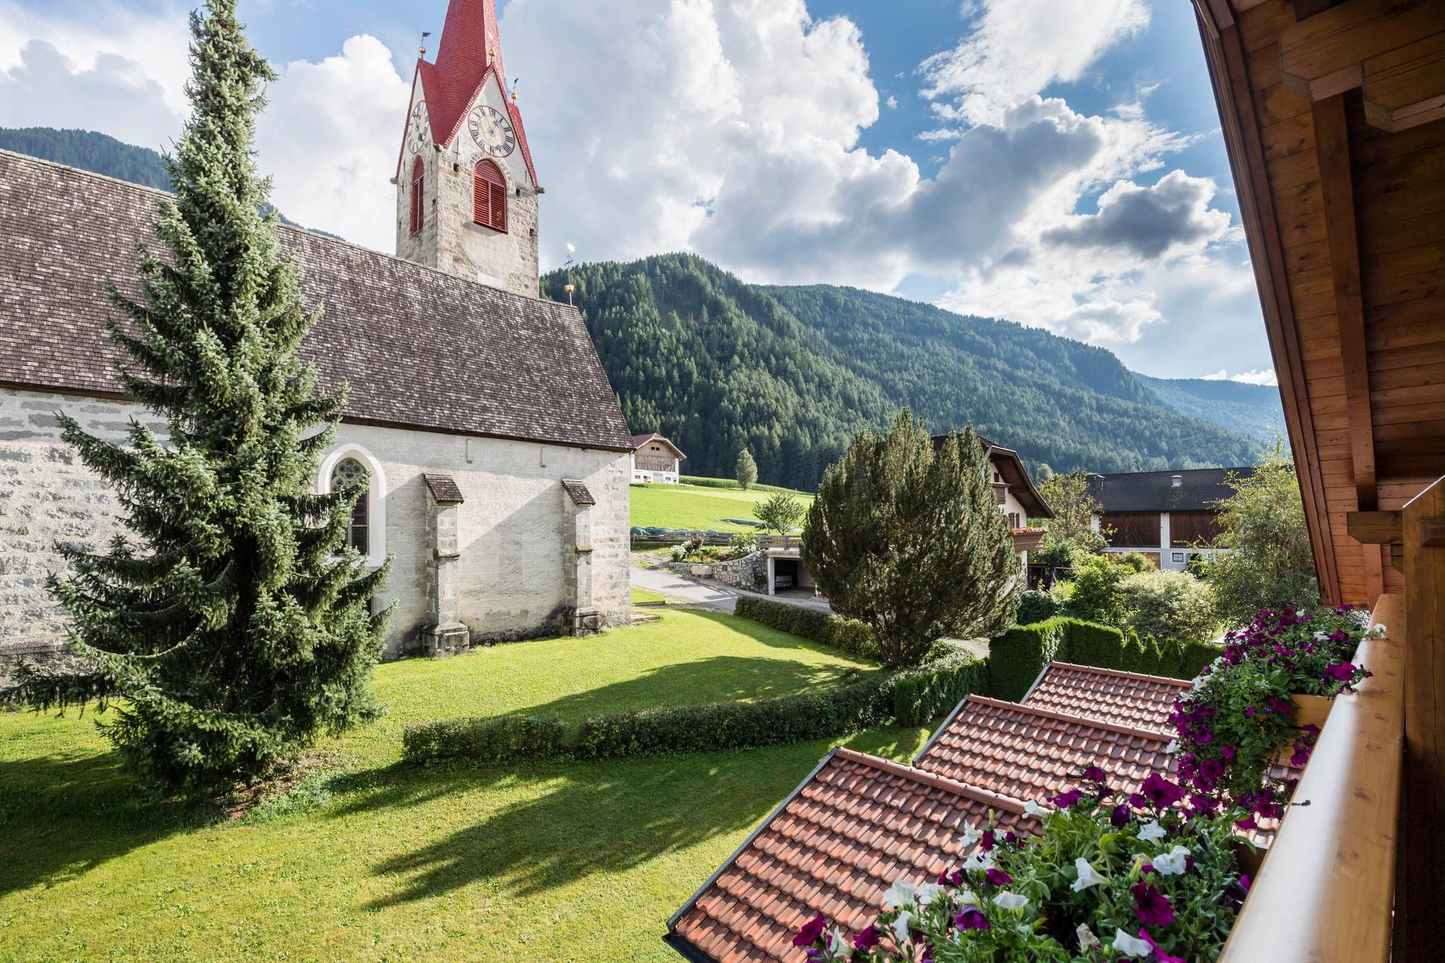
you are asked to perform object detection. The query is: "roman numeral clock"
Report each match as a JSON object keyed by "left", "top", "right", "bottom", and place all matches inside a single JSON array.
[{"left": 468, "top": 105, "right": 516, "bottom": 157}]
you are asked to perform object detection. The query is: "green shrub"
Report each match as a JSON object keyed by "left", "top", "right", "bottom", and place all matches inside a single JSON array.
[
  {"left": 733, "top": 596, "right": 878, "bottom": 660},
  {"left": 572, "top": 678, "right": 893, "bottom": 759},
  {"left": 1118, "top": 569, "right": 1218, "bottom": 650},
  {"left": 1016, "top": 589, "right": 1062, "bottom": 626},
  {"left": 987, "top": 618, "right": 1069, "bottom": 701},
  {"left": 1063, "top": 619, "right": 1129, "bottom": 671},
  {"left": 403, "top": 715, "right": 568, "bottom": 764},
  {"left": 892, "top": 656, "right": 990, "bottom": 725},
  {"left": 1065, "top": 556, "right": 1130, "bottom": 626}
]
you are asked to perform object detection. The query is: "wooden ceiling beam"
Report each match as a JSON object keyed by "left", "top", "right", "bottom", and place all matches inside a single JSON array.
[
  {"left": 1363, "top": 32, "right": 1445, "bottom": 131},
  {"left": 1281, "top": 0, "right": 1445, "bottom": 100},
  {"left": 1314, "top": 94, "right": 1384, "bottom": 600},
  {"left": 1348, "top": 509, "right": 1404, "bottom": 543}
]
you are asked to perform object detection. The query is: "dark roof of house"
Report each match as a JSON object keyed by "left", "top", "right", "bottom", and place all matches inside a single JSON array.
[
  {"left": 422, "top": 473, "right": 465, "bottom": 505},
  {"left": 0, "top": 150, "right": 630, "bottom": 451},
  {"left": 1023, "top": 663, "right": 1192, "bottom": 734},
  {"left": 912, "top": 695, "right": 1174, "bottom": 801},
  {"left": 930, "top": 434, "right": 1053, "bottom": 519},
  {"left": 667, "top": 747, "right": 1032, "bottom": 963},
  {"left": 1086, "top": 467, "right": 1255, "bottom": 514},
  {"left": 631, "top": 432, "right": 687, "bottom": 459}
]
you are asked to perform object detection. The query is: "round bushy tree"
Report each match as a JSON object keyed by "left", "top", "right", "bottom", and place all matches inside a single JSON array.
[
  {"left": 735, "top": 449, "right": 758, "bottom": 490},
  {"left": 26, "top": 0, "right": 392, "bottom": 795},
  {"left": 802, "top": 412, "right": 1021, "bottom": 668}
]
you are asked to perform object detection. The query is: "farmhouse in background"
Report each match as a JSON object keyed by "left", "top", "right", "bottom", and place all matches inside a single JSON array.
[
  {"left": 0, "top": 0, "right": 634, "bottom": 668},
  {"left": 630, "top": 433, "right": 687, "bottom": 484},
  {"left": 1086, "top": 467, "right": 1252, "bottom": 571}
]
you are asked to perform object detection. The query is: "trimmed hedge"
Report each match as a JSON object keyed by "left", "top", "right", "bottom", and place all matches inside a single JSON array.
[
  {"left": 733, "top": 595, "right": 878, "bottom": 660},
  {"left": 892, "top": 655, "right": 990, "bottom": 726},
  {"left": 571, "top": 678, "right": 893, "bottom": 759},
  {"left": 988, "top": 616, "right": 1222, "bottom": 702},
  {"left": 402, "top": 714, "right": 568, "bottom": 764}
]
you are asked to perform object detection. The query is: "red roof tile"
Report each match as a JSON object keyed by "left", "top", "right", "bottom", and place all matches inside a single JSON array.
[
  {"left": 1023, "top": 663, "right": 1192, "bottom": 734},
  {"left": 668, "top": 748, "right": 1034, "bottom": 963},
  {"left": 912, "top": 695, "right": 1175, "bottom": 802}
]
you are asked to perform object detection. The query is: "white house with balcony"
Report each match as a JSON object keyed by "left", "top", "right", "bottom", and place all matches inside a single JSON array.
[{"left": 630, "top": 433, "right": 686, "bottom": 484}]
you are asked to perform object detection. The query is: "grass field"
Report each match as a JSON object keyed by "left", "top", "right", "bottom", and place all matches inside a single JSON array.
[
  {"left": 630, "top": 585, "right": 668, "bottom": 604},
  {"left": 0, "top": 609, "right": 920, "bottom": 963},
  {"left": 629, "top": 481, "right": 814, "bottom": 533}
]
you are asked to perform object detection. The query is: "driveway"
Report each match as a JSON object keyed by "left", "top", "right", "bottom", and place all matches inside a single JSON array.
[{"left": 630, "top": 564, "right": 832, "bottom": 615}]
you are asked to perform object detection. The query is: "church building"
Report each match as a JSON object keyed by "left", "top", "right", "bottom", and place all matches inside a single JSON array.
[{"left": 0, "top": 0, "right": 633, "bottom": 667}]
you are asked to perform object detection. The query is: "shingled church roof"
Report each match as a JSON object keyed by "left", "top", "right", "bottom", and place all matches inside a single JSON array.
[{"left": 0, "top": 150, "right": 631, "bottom": 452}]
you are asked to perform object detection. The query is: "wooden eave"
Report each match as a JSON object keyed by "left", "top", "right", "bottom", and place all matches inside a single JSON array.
[{"left": 1193, "top": 0, "right": 1445, "bottom": 606}]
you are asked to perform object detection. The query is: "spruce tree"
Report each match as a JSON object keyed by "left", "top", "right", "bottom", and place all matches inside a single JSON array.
[
  {"left": 27, "top": 0, "right": 391, "bottom": 794},
  {"left": 803, "top": 412, "right": 1021, "bottom": 668}
]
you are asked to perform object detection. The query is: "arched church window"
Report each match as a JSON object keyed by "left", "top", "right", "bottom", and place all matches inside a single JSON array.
[
  {"left": 473, "top": 160, "right": 508, "bottom": 233},
  {"left": 330, "top": 457, "right": 370, "bottom": 553},
  {"left": 409, "top": 156, "right": 425, "bottom": 236}
]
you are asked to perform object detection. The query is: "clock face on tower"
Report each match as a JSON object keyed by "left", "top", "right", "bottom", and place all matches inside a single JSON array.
[
  {"left": 468, "top": 105, "right": 516, "bottom": 157},
  {"left": 406, "top": 102, "right": 430, "bottom": 154}
]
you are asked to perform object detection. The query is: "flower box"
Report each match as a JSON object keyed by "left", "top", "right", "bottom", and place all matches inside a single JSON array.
[{"left": 1290, "top": 693, "right": 1333, "bottom": 730}]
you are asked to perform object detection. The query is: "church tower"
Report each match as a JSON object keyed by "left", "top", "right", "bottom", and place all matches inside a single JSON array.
[{"left": 394, "top": 0, "right": 541, "bottom": 297}]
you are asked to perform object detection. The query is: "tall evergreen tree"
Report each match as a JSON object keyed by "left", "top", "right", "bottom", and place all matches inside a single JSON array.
[
  {"left": 735, "top": 449, "right": 758, "bottom": 490},
  {"left": 803, "top": 412, "right": 1021, "bottom": 668},
  {"left": 23, "top": 0, "right": 391, "bottom": 794}
]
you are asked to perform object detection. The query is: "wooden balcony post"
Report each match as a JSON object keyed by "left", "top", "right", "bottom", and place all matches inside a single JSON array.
[{"left": 1401, "top": 475, "right": 1445, "bottom": 960}]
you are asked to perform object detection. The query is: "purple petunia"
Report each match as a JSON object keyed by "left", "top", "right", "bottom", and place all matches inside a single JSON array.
[
  {"left": 1050, "top": 788, "right": 1084, "bottom": 809},
  {"left": 853, "top": 925, "right": 882, "bottom": 949},
  {"left": 793, "top": 913, "right": 827, "bottom": 947},
  {"left": 1082, "top": 765, "right": 1106, "bottom": 783},
  {"left": 1131, "top": 882, "right": 1175, "bottom": 927},
  {"left": 938, "top": 867, "right": 963, "bottom": 887},
  {"left": 1110, "top": 803, "right": 1131, "bottom": 827},
  {"left": 979, "top": 829, "right": 996, "bottom": 852},
  {"left": 1323, "top": 662, "right": 1358, "bottom": 684},
  {"left": 985, "top": 868, "right": 1013, "bottom": 887},
  {"left": 1137, "top": 773, "right": 1187, "bottom": 809},
  {"left": 954, "top": 906, "right": 990, "bottom": 931},
  {"left": 1139, "top": 928, "right": 1186, "bottom": 963}
]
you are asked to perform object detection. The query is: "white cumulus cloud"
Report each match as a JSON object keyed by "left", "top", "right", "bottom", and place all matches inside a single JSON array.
[{"left": 1202, "top": 368, "right": 1278, "bottom": 386}]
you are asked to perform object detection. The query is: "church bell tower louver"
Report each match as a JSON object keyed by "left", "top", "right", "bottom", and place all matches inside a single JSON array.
[{"left": 394, "top": 0, "right": 541, "bottom": 297}]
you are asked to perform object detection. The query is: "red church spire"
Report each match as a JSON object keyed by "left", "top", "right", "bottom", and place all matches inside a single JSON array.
[{"left": 433, "top": 0, "right": 504, "bottom": 104}]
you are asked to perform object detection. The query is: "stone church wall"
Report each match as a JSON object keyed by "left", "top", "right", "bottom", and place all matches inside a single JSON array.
[{"left": 0, "top": 386, "right": 631, "bottom": 666}]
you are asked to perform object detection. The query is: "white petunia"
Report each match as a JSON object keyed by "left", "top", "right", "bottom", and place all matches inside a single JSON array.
[
  {"left": 1076, "top": 924, "right": 1101, "bottom": 951},
  {"left": 1111, "top": 929, "right": 1153, "bottom": 958},
  {"left": 1165, "top": 739, "right": 1181, "bottom": 754},
  {"left": 826, "top": 926, "right": 848, "bottom": 956},
  {"left": 1024, "top": 799, "right": 1045, "bottom": 817},
  {"left": 992, "top": 891, "right": 1030, "bottom": 911},
  {"left": 882, "top": 878, "right": 918, "bottom": 909},
  {"left": 892, "top": 911, "right": 914, "bottom": 946},
  {"left": 962, "top": 849, "right": 996, "bottom": 872},
  {"left": 1153, "top": 844, "right": 1192, "bottom": 876},
  {"left": 956, "top": 888, "right": 978, "bottom": 906},
  {"left": 1070, "top": 857, "right": 1108, "bottom": 892},
  {"left": 915, "top": 883, "right": 948, "bottom": 907},
  {"left": 1373, "top": 623, "right": 1388, "bottom": 636},
  {"left": 957, "top": 824, "right": 982, "bottom": 850},
  {"left": 1314, "top": 631, "right": 1328, "bottom": 640},
  {"left": 1138, "top": 820, "right": 1168, "bottom": 843}
]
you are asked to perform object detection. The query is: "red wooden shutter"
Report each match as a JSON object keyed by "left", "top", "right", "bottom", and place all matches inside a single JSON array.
[
  {"left": 409, "top": 157, "right": 425, "bottom": 235},
  {"left": 473, "top": 161, "right": 508, "bottom": 232}
]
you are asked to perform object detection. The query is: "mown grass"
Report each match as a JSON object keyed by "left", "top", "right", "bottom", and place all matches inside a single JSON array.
[
  {"left": 630, "top": 586, "right": 668, "bottom": 604},
  {"left": 629, "top": 481, "right": 814, "bottom": 533},
  {"left": 0, "top": 609, "right": 924, "bottom": 963}
]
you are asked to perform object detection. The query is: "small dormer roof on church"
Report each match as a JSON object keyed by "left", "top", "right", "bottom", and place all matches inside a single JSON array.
[{"left": 405, "top": 0, "right": 539, "bottom": 188}]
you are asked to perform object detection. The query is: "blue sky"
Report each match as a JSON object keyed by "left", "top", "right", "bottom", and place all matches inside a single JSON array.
[{"left": 0, "top": 0, "right": 1275, "bottom": 384}]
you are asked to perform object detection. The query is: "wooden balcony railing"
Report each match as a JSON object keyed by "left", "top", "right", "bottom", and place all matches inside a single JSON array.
[{"left": 1217, "top": 595, "right": 1403, "bottom": 963}]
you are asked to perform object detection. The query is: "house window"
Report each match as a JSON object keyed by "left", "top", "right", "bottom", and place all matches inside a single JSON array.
[
  {"left": 331, "top": 457, "right": 370, "bottom": 553},
  {"left": 318, "top": 445, "right": 387, "bottom": 565},
  {"left": 1172, "top": 552, "right": 1186, "bottom": 563},
  {"left": 409, "top": 156, "right": 425, "bottom": 235},
  {"left": 473, "top": 160, "right": 507, "bottom": 232}
]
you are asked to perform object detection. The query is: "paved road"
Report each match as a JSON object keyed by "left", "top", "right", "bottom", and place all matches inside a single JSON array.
[{"left": 630, "top": 565, "right": 832, "bottom": 615}]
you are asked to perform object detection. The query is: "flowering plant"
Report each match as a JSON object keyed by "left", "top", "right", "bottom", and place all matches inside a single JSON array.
[
  {"left": 795, "top": 767, "right": 1250, "bottom": 962},
  {"left": 1169, "top": 605, "right": 1374, "bottom": 823}
]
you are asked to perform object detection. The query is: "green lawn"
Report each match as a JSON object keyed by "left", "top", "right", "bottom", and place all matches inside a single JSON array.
[
  {"left": 630, "top": 586, "right": 668, "bottom": 604},
  {"left": 0, "top": 609, "right": 924, "bottom": 963},
  {"left": 630, "top": 481, "right": 814, "bottom": 533}
]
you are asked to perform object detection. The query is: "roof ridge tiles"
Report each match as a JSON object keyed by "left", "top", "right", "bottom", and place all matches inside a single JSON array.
[
  {"left": 963, "top": 694, "right": 1171, "bottom": 742},
  {"left": 1044, "top": 662, "right": 1195, "bottom": 688},
  {"left": 831, "top": 747, "right": 1030, "bottom": 815}
]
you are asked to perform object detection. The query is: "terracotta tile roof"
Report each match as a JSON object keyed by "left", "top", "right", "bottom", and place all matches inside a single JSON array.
[
  {"left": 1023, "top": 663, "right": 1192, "bottom": 734},
  {"left": 912, "top": 695, "right": 1175, "bottom": 802},
  {"left": 667, "top": 747, "right": 1034, "bottom": 963},
  {"left": 0, "top": 150, "right": 630, "bottom": 452}
]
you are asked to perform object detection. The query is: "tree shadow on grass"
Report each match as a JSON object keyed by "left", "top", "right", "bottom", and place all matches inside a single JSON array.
[{"left": 0, "top": 740, "right": 198, "bottom": 896}]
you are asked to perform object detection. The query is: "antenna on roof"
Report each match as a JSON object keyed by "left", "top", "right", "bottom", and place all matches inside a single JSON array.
[{"left": 419, "top": 31, "right": 431, "bottom": 55}]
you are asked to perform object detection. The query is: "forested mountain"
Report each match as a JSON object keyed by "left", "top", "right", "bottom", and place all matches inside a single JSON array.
[
  {"left": 1132, "top": 373, "right": 1285, "bottom": 441},
  {"left": 543, "top": 254, "right": 1264, "bottom": 490},
  {"left": 0, "top": 127, "right": 336, "bottom": 238}
]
